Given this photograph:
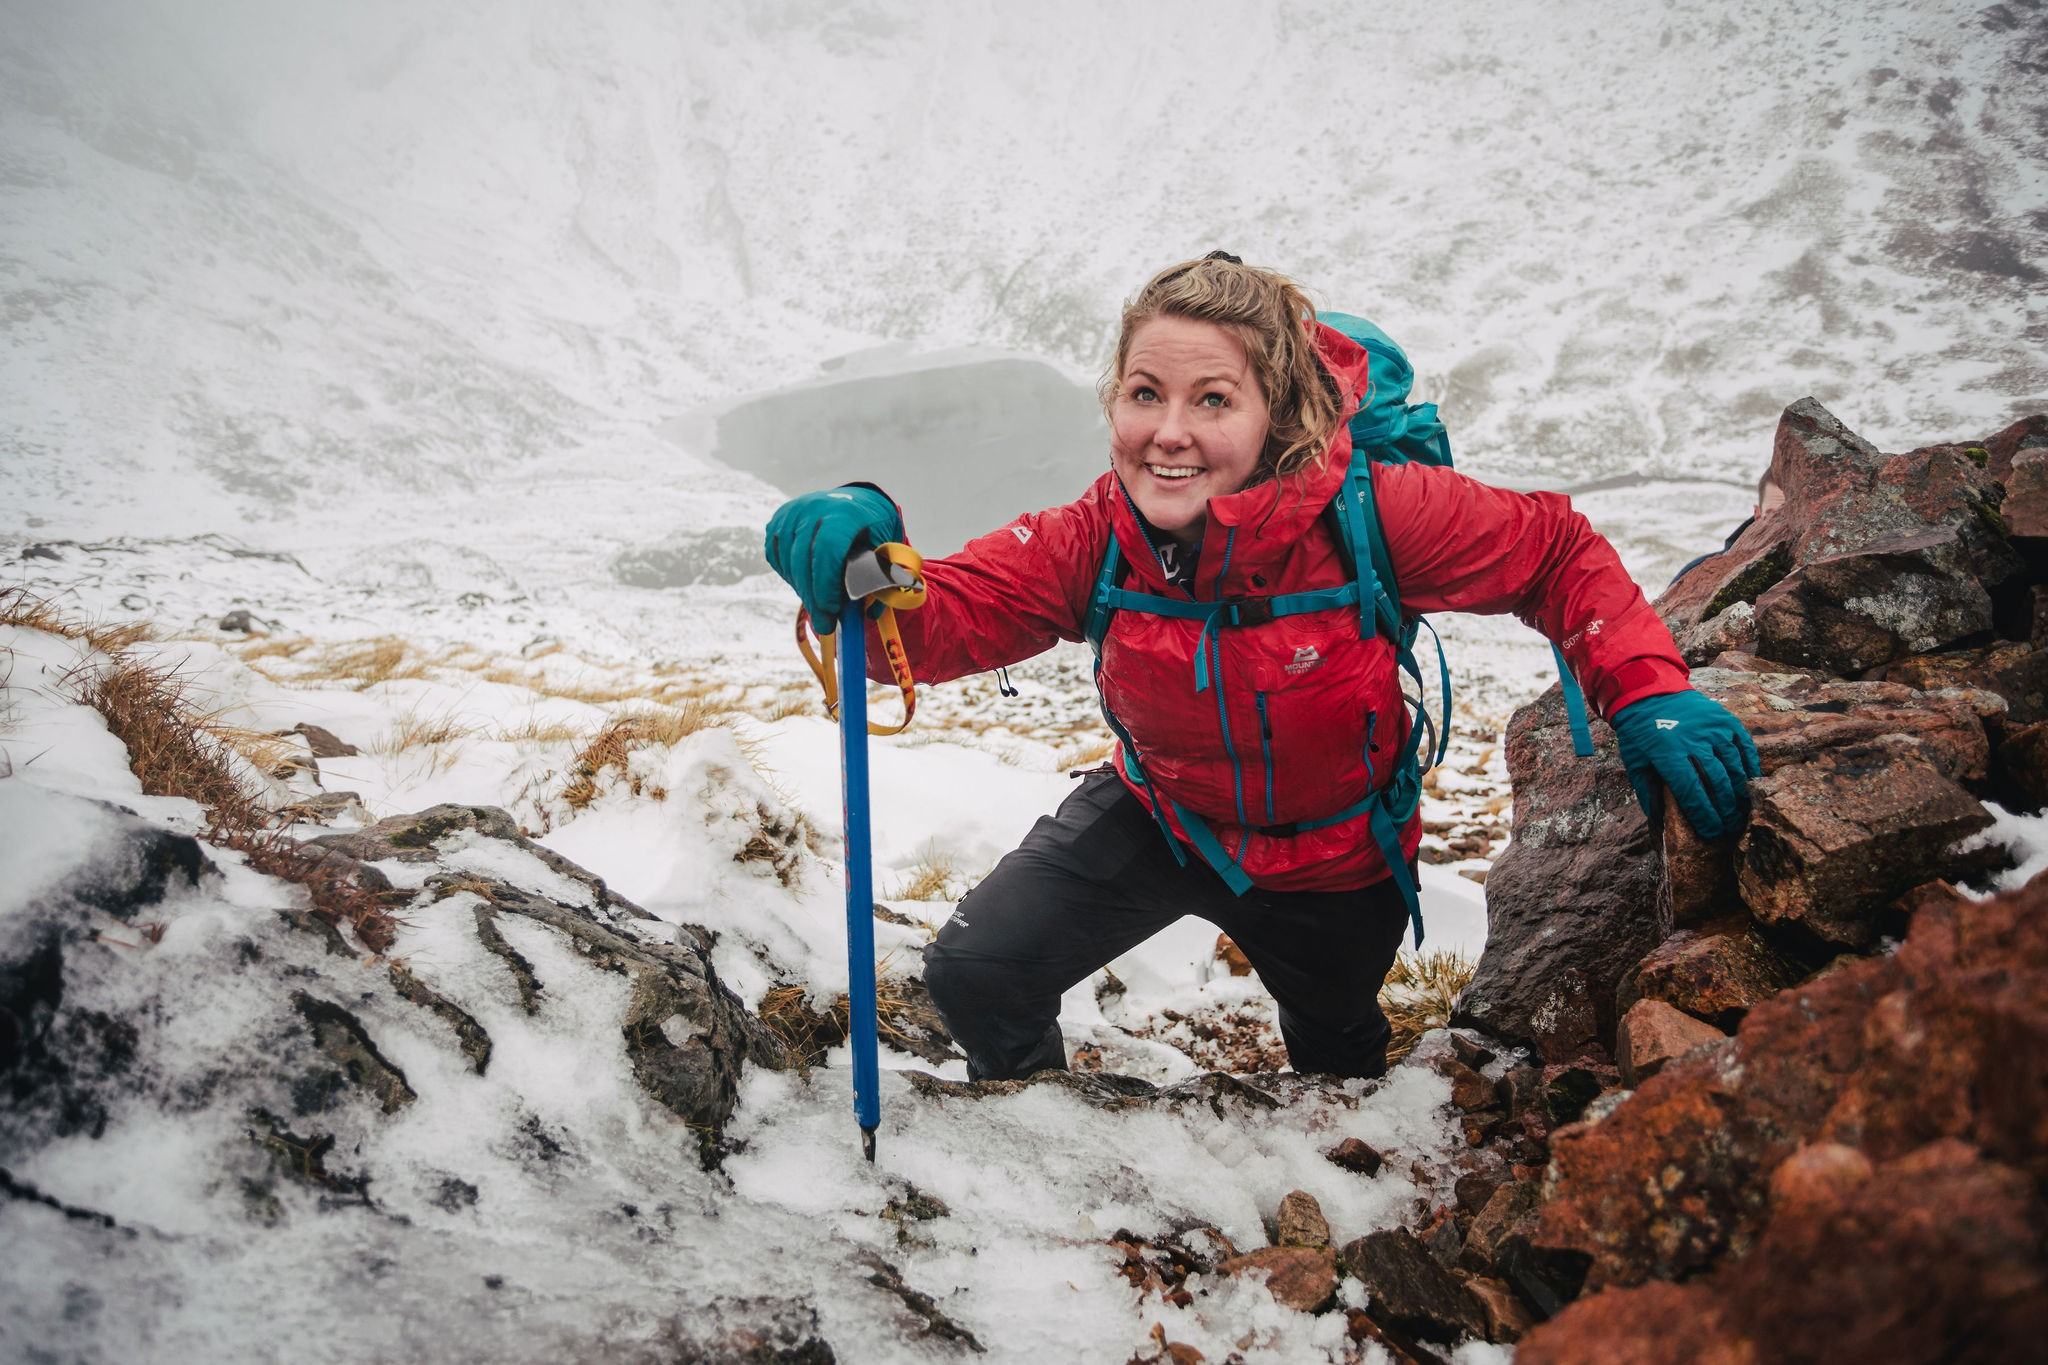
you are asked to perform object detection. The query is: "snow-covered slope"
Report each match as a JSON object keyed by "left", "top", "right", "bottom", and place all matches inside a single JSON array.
[{"left": 5, "top": 0, "right": 2042, "bottom": 553}]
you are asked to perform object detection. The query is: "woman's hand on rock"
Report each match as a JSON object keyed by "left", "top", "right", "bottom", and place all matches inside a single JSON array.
[{"left": 1611, "top": 689, "right": 1761, "bottom": 840}]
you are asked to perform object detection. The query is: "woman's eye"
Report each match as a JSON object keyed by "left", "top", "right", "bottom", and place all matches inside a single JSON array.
[
  {"left": 1199, "top": 392, "right": 1227, "bottom": 408},
  {"left": 1129, "top": 386, "right": 1158, "bottom": 402}
]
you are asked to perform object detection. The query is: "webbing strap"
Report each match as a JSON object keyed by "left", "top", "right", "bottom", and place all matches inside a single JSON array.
[
  {"left": 1369, "top": 801, "right": 1425, "bottom": 949},
  {"left": 1552, "top": 643, "right": 1595, "bottom": 758}
]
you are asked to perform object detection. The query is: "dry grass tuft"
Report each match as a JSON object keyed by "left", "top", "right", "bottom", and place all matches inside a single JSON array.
[
  {"left": 495, "top": 713, "right": 585, "bottom": 744},
  {"left": 2, "top": 586, "right": 155, "bottom": 654},
  {"left": 558, "top": 701, "right": 743, "bottom": 809},
  {"left": 71, "top": 654, "right": 262, "bottom": 822},
  {"left": 235, "top": 636, "right": 313, "bottom": 665},
  {"left": 758, "top": 972, "right": 958, "bottom": 1068},
  {"left": 1379, "top": 949, "right": 1477, "bottom": 1064},
  {"left": 894, "top": 842, "right": 961, "bottom": 902},
  {"left": 373, "top": 705, "right": 473, "bottom": 755},
  {"left": 14, "top": 598, "right": 402, "bottom": 953}
]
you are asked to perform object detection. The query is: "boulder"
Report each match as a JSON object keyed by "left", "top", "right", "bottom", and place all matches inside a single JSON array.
[
  {"left": 1617, "top": 917, "right": 1803, "bottom": 1031},
  {"left": 1983, "top": 412, "right": 2048, "bottom": 484},
  {"left": 292, "top": 723, "right": 360, "bottom": 758},
  {"left": 1452, "top": 684, "right": 1659, "bottom": 1061},
  {"left": 1219, "top": 1245, "right": 1338, "bottom": 1314},
  {"left": 1517, "top": 1140, "right": 2048, "bottom": 1365},
  {"left": 1341, "top": 1228, "right": 1488, "bottom": 1343},
  {"left": 1751, "top": 527, "right": 1995, "bottom": 675},
  {"left": 1657, "top": 789, "right": 1739, "bottom": 927},
  {"left": 1532, "top": 868, "right": 2048, "bottom": 1292},
  {"left": 1657, "top": 399, "right": 2020, "bottom": 643},
  {"left": 1616, "top": 1000, "right": 1724, "bottom": 1087},
  {"left": 1273, "top": 1189, "right": 1331, "bottom": 1249},
  {"left": 1737, "top": 740, "right": 1999, "bottom": 947}
]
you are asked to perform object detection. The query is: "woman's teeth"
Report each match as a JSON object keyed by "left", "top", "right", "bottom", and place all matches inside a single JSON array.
[{"left": 1147, "top": 465, "right": 1201, "bottom": 480}]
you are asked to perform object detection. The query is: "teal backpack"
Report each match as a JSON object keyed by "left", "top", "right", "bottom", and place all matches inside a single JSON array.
[{"left": 1081, "top": 311, "right": 1596, "bottom": 947}]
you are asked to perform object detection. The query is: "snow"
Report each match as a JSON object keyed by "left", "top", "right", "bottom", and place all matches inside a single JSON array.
[{"left": 4, "top": 1, "right": 2041, "bottom": 1355}]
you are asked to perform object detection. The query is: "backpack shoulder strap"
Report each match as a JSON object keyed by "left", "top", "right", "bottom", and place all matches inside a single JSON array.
[
  {"left": 1326, "top": 449, "right": 1404, "bottom": 642},
  {"left": 1084, "top": 538, "right": 1122, "bottom": 656}
]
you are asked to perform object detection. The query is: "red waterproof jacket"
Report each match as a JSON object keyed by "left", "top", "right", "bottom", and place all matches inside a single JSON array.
[{"left": 868, "top": 324, "right": 1689, "bottom": 892}]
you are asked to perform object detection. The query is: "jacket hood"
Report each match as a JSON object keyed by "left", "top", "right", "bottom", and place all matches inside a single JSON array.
[{"left": 1109, "top": 321, "right": 1374, "bottom": 592}]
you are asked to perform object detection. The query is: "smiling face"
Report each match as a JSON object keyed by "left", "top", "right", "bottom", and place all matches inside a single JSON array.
[{"left": 1108, "top": 315, "right": 1272, "bottom": 546}]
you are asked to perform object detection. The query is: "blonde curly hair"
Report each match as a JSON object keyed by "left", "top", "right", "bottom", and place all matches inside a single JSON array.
[{"left": 1099, "top": 254, "right": 1345, "bottom": 485}]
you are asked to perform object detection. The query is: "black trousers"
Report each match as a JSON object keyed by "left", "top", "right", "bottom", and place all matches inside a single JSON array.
[{"left": 921, "top": 768, "right": 1412, "bottom": 1081}]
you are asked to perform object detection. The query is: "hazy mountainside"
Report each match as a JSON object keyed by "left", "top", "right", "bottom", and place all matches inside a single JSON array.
[{"left": 3, "top": 0, "right": 2043, "bottom": 552}]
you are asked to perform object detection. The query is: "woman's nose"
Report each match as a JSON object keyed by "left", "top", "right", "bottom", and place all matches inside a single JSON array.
[{"left": 1154, "top": 403, "right": 1194, "bottom": 450}]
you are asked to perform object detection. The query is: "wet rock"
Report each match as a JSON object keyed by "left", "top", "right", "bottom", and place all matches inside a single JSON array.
[
  {"left": 1340, "top": 1227, "right": 1487, "bottom": 1343},
  {"left": 610, "top": 527, "right": 766, "bottom": 589},
  {"left": 1326, "top": 1136, "right": 1384, "bottom": 1176},
  {"left": 387, "top": 964, "right": 492, "bottom": 1075},
  {"left": 1454, "top": 680, "right": 1656, "bottom": 1061},
  {"left": 1441, "top": 1060, "right": 1497, "bottom": 1114},
  {"left": 1534, "top": 870, "right": 2048, "bottom": 1292},
  {"left": 1517, "top": 1140, "right": 2047, "bottom": 1365},
  {"left": 1751, "top": 527, "right": 1995, "bottom": 674},
  {"left": 1220, "top": 1244, "right": 1338, "bottom": 1313},
  {"left": 1453, "top": 1170, "right": 1507, "bottom": 1216},
  {"left": 1416, "top": 1206, "right": 1464, "bottom": 1269},
  {"left": 1617, "top": 918, "right": 1803, "bottom": 1031},
  {"left": 1616, "top": 1000, "right": 1724, "bottom": 1087},
  {"left": 1273, "top": 1189, "right": 1331, "bottom": 1249},
  {"left": 1458, "top": 1274, "right": 1534, "bottom": 1344},
  {"left": 291, "top": 723, "right": 359, "bottom": 758},
  {"left": 1542, "top": 1060, "right": 1620, "bottom": 1128},
  {"left": 1447, "top": 1033, "right": 1495, "bottom": 1069},
  {"left": 1737, "top": 740, "right": 2000, "bottom": 947},
  {"left": 1700, "top": 667, "right": 1992, "bottom": 782}
]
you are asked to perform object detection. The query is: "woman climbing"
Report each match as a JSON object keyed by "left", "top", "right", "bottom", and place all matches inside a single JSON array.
[{"left": 764, "top": 254, "right": 1758, "bottom": 1082}]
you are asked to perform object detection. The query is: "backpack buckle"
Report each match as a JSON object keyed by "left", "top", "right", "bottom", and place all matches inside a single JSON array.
[{"left": 1223, "top": 595, "right": 1275, "bottom": 627}]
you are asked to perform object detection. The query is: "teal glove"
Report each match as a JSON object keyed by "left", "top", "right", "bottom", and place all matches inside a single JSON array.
[
  {"left": 763, "top": 485, "right": 904, "bottom": 633},
  {"left": 1610, "top": 689, "right": 1760, "bottom": 840}
]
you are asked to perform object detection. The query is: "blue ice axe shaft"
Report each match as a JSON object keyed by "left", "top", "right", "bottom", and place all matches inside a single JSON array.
[{"left": 837, "top": 600, "right": 882, "bottom": 1162}]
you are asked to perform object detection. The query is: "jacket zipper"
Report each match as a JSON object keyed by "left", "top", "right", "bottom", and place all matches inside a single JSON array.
[{"left": 1255, "top": 691, "right": 1276, "bottom": 824}]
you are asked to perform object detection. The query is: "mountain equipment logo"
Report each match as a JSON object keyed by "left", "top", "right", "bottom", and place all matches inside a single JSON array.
[
  {"left": 1011, "top": 525, "right": 1033, "bottom": 544},
  {"left": 1284, "top": 644, "right": 1322, "bottom": 676},
  {"left": 1656, "top": 718, "right": 1679, "bottom": 730}
]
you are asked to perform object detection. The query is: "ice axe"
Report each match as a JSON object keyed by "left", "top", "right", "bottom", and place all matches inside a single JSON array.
[{"left": 796, "top": 541, "right": 926, "bottom": 1161}]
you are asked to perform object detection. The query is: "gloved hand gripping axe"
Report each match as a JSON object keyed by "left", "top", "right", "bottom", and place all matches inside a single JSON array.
[{"left": 795, "top": 541, "right": 926, "bottom": 1161}]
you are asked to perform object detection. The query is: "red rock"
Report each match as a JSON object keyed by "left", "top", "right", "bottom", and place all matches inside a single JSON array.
[
  {"left": 1442, "top": 1060, "right": 1497, "bottom": 1114},
  {"left": 1737, "top": 740, "right": 1998, "bottom": 947},
  {"left": 1519, "top": 1140, "right": 2048, "bottom": 1365},
  {"left": 1701, "top": 672, "right": 1993, "bottom": 782},
  {"left": 1459, "top": 1180, "right": 1541, "bottom": 1275},
  {"left": 2004, "top": 449, "right": 2048, "bottom": 540},
  {"left": 1984, "top": 412, "right": 2048, "bottom": 483},
  {"left": 1533, "top": 869, "right": 2048, "bottom": 1292},
  {"left": 1765, "top": 1141, "right": 1873, "bottom": 1211},
  {"left": 1325, "top": 1137, "right": 1384, "bottom": 1177},
  {"left": 1218, "top": 1245, "right": 1337, "bottom": 1313},
  {"left": 1658, "top": 789, "right": 1740, "bottom": 926},
  {"left": 1618, "top": 917, "right": 1803, "bottom": 1032},
  {"left": 1458, "top": 1274, "right": 1536, "bottom": 1344},
  {"left": 1890, "top": 641, "right": 2048, "bottom": 727},
  {"left": 1617, "top": 1000, "right": 1726, "bottom": 1086},
  {"left": 1658, "top": 399, "right": 2022, "bottom": 642}
]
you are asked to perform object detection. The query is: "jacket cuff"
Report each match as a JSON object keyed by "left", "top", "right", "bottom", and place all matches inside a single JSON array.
[{"left": 1594, "top": 658, "right": 1692, "bottom": 719}]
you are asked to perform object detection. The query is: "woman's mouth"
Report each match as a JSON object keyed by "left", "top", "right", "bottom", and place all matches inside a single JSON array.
[{"left": 1145, "top": 464, "right": 1204, "bottom": 482}]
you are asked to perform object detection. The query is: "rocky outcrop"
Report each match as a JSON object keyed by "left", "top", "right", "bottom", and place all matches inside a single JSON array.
[
  {"left": 308, "top": 804, "right": 792, "bottom": 1131},
  {"left": 610, "top": 527, "right": 767, "bottom": 589},
  {"left": 1517, "top": 872, "right": 2047, "bottom": 1360}
]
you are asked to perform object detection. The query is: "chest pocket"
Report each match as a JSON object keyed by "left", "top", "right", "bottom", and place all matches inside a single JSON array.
[{"left": 1234, "top": 616, "right": 1386, "bottom": 828}]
